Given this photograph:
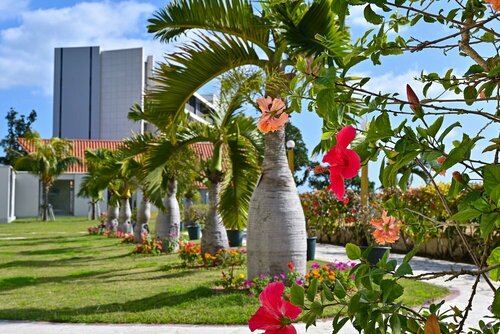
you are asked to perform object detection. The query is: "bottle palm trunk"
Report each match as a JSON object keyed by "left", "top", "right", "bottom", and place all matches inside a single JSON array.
[
  {"left": 247, "top": 128, "right": 307, "bottom": 278},
  {"left": 106, "top": 204, "right": 119, "bottom": 232},
  {"left": 156, "top": 178, "right": 181, "bottom": 251},
  {"left": 118, "top": 198, "right": 132, "bottom": 233},
  {"left": 201, "top": 179, "right": 229, "bottom": 255},
  {"left": 134, "top": 197, "right": 151, "bottom": 243}
]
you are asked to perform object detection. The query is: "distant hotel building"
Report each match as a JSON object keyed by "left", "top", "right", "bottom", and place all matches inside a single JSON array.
[{"left": 53, "top": 46, "right": 213, "bottom": 140}]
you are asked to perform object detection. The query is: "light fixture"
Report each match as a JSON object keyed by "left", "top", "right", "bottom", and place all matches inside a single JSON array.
[{"left": 286, "top": 140, "right": 295, "bottom": 149}]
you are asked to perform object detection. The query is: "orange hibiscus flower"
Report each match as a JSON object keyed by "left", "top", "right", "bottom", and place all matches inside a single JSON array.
[
  {"left": 370, "top": 211, "right": 401, "bottom": 245},
  {"left": 485, "top": 0, "right": 499, "bottom": 11},
  {"left": 256, "top": 96, "right": 289, "bottom": 133}
]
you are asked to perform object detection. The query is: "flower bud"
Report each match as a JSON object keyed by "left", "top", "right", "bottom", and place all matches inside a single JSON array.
[{"left": 406, "top": 84, "right": 423, "bottom": 119}]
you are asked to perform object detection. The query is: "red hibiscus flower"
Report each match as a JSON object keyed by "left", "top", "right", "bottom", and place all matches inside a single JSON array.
[
  {"left": 248, "top": 282, "right": 301, "bottom": 334},
  {"left": 322, "top": 126, "right": 361, "bottom": 200}
]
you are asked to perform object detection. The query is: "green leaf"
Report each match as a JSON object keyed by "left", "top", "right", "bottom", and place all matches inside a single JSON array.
[
  {"left": 394, "top": 262, "right": 413, "bottom": 278},
  {"left": 463, "top": 86, "right": 477, "bottom": 105},
  {"left": 437, "top": 121, "right": 461, "bottom": 143},
  {"left": 387, "top": 259, "right": 397, "bottom": 272},
  {"left": 487, "top": 247, "right": 500, "bottom": 281},
  {"left": 484, "top": 165, "right": 500, "bottom": 198},
  {"left": 450, "top": 208, "right": 482, "bottom": 222},
  {"left": 427, "top": 116, "right": 444, "bottom": 137},
  {"left": 322, "top": 282, "right": 334, "bottom": 301},
  {"left": 380, "top": 279, "right": 404, "bottom": 303},
  {"left": 290, "top": 283, "right": 305, "bottom": 306},
  {"left": 481, "top": 213, "right": 500, "bottom": 239},
  {"left": 307, "top": 278, "right": 318, "bottom": 302},
  {"left": 366, "top": 113, "right": 393, "bottom": 142},
  {"left": 493, "top": 289, "right": 500, "bottom": 317},
  {"left": 364, "top": 5, "right": 383, "bottom": 24},
  {"left": 310, "top": 301, "right": 324, "bottom": 316},
  {"left": 390, "top": 314, "right": 402, "bottom": 334},
  {"left": 316, "top": 89, "right": 339, "bottom": 125},
  {"left": 346, "top": 243, "right": 362, "bottom": 260},
  {"left": 334, "top": 281, "right": 346, "bottom": 299}
]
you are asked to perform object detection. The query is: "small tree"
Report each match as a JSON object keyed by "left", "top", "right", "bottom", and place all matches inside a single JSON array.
[
  {"left": 78, "top": 149, "right": 113, "bottom": 220},
  {"left": 0, "top": 108, "right": 37, "bottom": 165},
  {"left": 14, "top": 135, "right": 80, "bottom": 221}
]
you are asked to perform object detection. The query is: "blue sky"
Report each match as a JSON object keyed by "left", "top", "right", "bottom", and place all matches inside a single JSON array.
[{"left": 0, "top": 0, "right": 497, "bottom": 188}]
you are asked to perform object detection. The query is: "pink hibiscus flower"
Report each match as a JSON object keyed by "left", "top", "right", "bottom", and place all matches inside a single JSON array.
[
  {"left": 322, "top": 126, "right": 361, "bottom": 200},
  {"left": 256, "top": 96, "right": 289, "bottom": 133},
  {"left": 248, "top": 282, "right": 301, "bottom": 334},
  {"left": 370, "top": 211, "right": 401, "bottom": 245}
]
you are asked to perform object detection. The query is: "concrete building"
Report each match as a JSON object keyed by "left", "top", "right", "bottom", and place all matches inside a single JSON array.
[
  {"left": 53, "top": 46, "right": 213, "bottom": 140},
  {"left": 53, "top": 46, "right": 151, "bottom": 140}
]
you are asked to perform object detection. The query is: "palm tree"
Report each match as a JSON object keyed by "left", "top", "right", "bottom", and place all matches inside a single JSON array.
[
  {"left": 14, "top": 135, "right": 80, "bottom": 221},
  {"left": 77, "top": 149, "right": 112, "bottom": 220},
  {"left": 176, "top": 75, "right": 263, "bottom": 255},
  {"left": 146, "top": 0, "right": 347, "bottom": 276},
  {"left": 128, "top": 106, "right": 199, "bottom": 247}
]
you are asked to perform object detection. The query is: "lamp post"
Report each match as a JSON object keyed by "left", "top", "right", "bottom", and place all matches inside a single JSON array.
[{"left": 286, "top": 139, "right": 295, "bottom": 173}]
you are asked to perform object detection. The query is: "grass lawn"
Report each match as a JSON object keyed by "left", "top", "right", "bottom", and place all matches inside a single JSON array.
[{"left": 0, "top": 218, "right": 449, "bottom": 324}]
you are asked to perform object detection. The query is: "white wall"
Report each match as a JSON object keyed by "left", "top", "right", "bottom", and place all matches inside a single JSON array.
[
  {"left": 14, "top": 172, "right": 40, "bottom": 218},
  {"left": 0, "top": 165, "right": 16, "bottom": 223}
]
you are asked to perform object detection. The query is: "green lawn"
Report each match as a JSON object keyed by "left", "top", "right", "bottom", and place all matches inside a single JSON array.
[{"left": 0, "top": 218, "right": 448, "bottom": 324}]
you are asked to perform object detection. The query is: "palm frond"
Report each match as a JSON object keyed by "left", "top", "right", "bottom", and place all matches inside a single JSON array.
[
  {"left": 219, "top": 126, "right": 261, "bottom": 230},
  {"left": 147, "top": 0, "right": 271, "bottom": 53},
  {"left": 277, "top": 0, "right": 349, "bottom": 58},
  {"left": 148, "top": 34, "right": 264, "bottom": 135}
]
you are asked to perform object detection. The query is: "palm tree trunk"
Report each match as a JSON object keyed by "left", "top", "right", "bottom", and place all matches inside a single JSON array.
[
  {"left": 247, "top": 128, "right": 307, "bottom": 279},
  {"left": 118, "top": 198, "right": 132, "bottom": 233},
  {"left": 156, "top": 178, "right": 180, "bottom": 251},
  {"left": 90, "top": 201, "right": 98, "bottom": 220},
  {"left": 201, "top": 179, "right": 229, "bottom": 255},
  {"left": 42, "top": 183, "right": 50, "bottom": 221},
  {"left": 134, "top": 197, "right": 151, "bottom": 243},
  {"left": 106, "top": 204, "right": 119, "bottom": 232}
]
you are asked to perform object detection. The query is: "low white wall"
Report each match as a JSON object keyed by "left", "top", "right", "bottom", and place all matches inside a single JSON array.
[
  {"left": 14, "top": 172, "right": 40, "bottom": 218},
  {"left": 0, "top": 165, "right": 16, "bottom": 223}
]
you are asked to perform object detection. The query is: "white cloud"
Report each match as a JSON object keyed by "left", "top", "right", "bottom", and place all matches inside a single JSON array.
[
  {"left": 0, "top": 0, "right": 30, "bottom": 21},
  {"left": 0, "top": 1, "right": 173, "bottom": 95}
]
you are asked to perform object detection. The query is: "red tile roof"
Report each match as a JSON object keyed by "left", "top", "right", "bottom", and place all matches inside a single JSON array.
[
  {"left": 17, "top": 138, "right": 213, "bottom": 189},
  {"left": 18, "top": 138, "right": 124, "bottom": 173}
]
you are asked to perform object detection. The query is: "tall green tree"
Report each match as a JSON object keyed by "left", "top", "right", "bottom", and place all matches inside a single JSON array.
[
  {"left": 0, "top": 108, "right": 37, "bottom": 165},
  {"left": 14, "top": 135, "right": 80, "bottom": 221},
  {"left": 146, "top": 0, "right": 347, "bottom": 277}
]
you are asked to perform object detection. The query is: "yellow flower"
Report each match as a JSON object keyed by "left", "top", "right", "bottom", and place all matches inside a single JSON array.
[{"left": 239, "top": 273, "right": 245, "bottom": 279}]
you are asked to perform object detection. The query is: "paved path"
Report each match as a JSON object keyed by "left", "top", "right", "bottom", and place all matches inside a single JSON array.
[{"left": 0, "top": 243, "right": 497, "bottom": 334}]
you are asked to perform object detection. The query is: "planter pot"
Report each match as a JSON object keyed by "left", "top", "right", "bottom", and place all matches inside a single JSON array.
[
  {"left": 227, "top": 230, "right": 244, "bottom": 247},
  {"left": 307, "top": 237, "right": 317, "bottom": 261},
  {"left": 360, "top": 245, "right": 391, "bottom": 266},
  {"left": 186, "top": 225, "right": 201, "bottom": 240}
]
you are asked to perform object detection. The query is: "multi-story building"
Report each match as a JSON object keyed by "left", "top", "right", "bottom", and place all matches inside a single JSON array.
[{"left": 53, "top": 46, "right": 213, "bottom": 140}]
